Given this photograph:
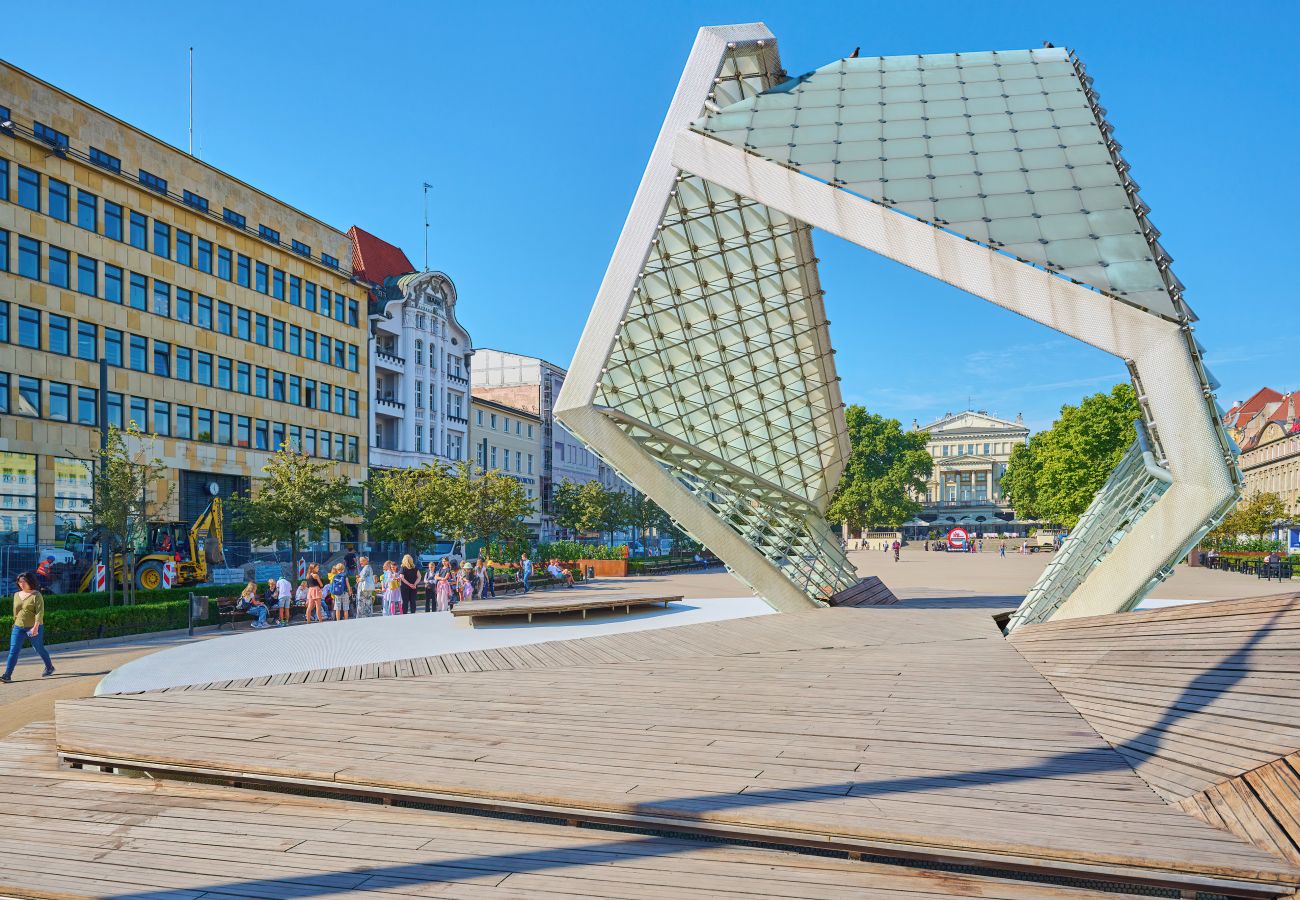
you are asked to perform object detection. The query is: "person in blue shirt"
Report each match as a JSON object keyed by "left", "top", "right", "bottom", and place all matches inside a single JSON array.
[{"left": 520, "top": 553, "right": 533, "bottom": 593}]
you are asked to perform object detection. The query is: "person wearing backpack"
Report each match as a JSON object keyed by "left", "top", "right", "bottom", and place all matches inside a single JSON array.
[{"left": 329, "top": 563, "right": 352, "bottom": 620}]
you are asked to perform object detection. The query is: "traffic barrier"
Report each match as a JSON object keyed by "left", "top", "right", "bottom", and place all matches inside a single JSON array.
[
  {"left": 162, "top": 560, "right": 176, "bottom": 589},
  {"left": 297, "top": 557, "right": 307, "bottom": 579},
  {"left": 94, "top": 564, "right": 107, "bottom": 592}
]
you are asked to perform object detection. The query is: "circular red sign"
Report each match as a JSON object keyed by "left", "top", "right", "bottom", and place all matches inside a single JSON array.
[{"left": 947, "top": 527, "right": 969, "bottom": 549}]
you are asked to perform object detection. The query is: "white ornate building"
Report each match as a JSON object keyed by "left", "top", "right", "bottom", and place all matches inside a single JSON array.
[
  {"left": 914, "top": 411, "right": 1031, "bottom": 537},
  {"left": 350, "top": 227, "right": 472, "bottom": 469}
]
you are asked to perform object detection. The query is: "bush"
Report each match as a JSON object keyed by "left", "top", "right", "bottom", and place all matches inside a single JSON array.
[
  {"left": 44, "top": 583, "right": 245, "bottom": 610},
  {"left": 0, "top": 599, "right": 221, "bottom": 646}
]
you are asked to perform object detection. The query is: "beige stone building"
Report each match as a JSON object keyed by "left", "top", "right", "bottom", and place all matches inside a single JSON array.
[
  {"left": 0, "top": 61, "right": 369, "bottom": 550},
  {"left": 1228, "top": 389, "right": 1300, "bottom": 517},
  {"left": 470, "top": 395, "right": 542, "bottom": 541},
  {"left": 912, "top": 410, "right": 1031, "bottom": 537}
]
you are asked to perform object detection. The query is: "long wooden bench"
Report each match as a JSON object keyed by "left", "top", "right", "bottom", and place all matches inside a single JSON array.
[{"left": 453, "top": 594, "right": 683, "bottom": 622}]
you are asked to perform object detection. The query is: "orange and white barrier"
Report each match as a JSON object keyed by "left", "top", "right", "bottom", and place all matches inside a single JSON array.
[{"left": 162, "top": 560, "right": 176, "bottom": 589}]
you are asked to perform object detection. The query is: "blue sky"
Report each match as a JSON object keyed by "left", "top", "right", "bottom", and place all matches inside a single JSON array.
[{"left": 8, "top": 0, "right": 1295, "bottom": 432}]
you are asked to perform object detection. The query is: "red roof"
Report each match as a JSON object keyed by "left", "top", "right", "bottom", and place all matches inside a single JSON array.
[
  {"left": 348, "top": 226, "right": 415, "bottom": 284},
  {"left": 1224, "top": 387, "right": 1284, "bottom": 428}
]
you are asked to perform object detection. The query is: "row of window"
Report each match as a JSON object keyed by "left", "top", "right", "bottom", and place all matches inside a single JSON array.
[
  {"left": 476, "top": 441, "right": 536, "bottom": 476},
  {"left": 938, "top": 441, "right": 1024, "bottom": 457},
  {"left": 0, "top": 156, "right": 356, "bottom": 326},
  {"left": 0, "top": 232, "right": 361, "bottom": 372},
  {"left": 0, "top": 451, "right": 90, "bottom": 545},
  {"left": 16, "top": 125, "right": 341, "bottom": 269},
  {"left": 0, "top": 302, "right": 361, "bottom": 417},
  {"left": 0, "top": 372, "right": 360, "bottom": 461},
  {"left": 475, "top": 408, "right": 535, "bottom": 439}
]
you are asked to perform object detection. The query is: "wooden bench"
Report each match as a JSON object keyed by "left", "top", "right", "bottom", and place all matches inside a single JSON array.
[{"left": 453, "top": 594, "right": 683, "bottom": 623}]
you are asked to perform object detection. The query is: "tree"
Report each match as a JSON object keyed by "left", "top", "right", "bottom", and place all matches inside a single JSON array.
[
  {"left": 828, "top": 407, "right": 933, "bottom": 530},
  {"left": 625, "top": 493, "right": 669, "bottom": 549},
  {"left": 228, "top": 447, "right": 358, "bottom": 569},
  {"left": 552, "top": 478, "right": 604, "bottom": 536},
  {"left": 90, "top": 424, "right": 174, "bottom": 603},
  {"left": 366, "top": 465, "right": 448, "bottom": 554},
  {"left": 1001, "top": 384, "right": 1141, "bottom": 530},
  {"left": 1219, "top": 491, "right": 1287, "bottom": 542},
  {"left": 599, "top": 489, "right": 633, "bottom": 546},
  {"left": 459, "top": 461, "right": 532, "bottom": 550}
]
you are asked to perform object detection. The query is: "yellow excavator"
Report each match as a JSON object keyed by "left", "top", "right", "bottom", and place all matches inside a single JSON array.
[{"left": 79, "top": 499, "right": 225, "bottom": 592}]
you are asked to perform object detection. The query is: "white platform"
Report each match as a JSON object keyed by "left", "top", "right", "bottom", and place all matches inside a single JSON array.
[{"left": 98, "top": 596, "right": 772, "bottom": 695}]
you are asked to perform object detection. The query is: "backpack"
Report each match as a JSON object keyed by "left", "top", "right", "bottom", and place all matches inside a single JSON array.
[{"left": 330, "top": 573, "right": 348, "bottom": 595}]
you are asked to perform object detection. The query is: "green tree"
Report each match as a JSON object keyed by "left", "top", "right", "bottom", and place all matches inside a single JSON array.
[
  {"left": 625, "top": 493, "right": 669, "bottom": 550},
  {"left": 552, "top": 478, "right": 604, "bottom": 536},
  {"left": 459, "top": 461, "right": 532, "bottom": 550},
  {"left": 1001, "top": 384, "right": 1141, "bottom": 530},
  {"left": 228, "top": 447, "right": 358, "bottom": 568},
  {"left": 366, "top": 465, "right": 448, "bottom": 554},
  {"left": 599, "top": 489, "right": 632, "bottom": 546},
  {"left": 828, "top": 407, "right": 933, "bottom": 530},
  {"left": 90, "top": 423, "right": 174, "bottom": 603},
  {"left": 1229, "top": 491, "right": 1287, "bottom": 541}
]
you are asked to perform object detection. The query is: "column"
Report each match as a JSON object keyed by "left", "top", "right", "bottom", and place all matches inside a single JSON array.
[{"left": 398, "top": 309, "right": 416, "bottom": 453}]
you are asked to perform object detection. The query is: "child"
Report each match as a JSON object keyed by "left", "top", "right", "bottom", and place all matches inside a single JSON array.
[
  {"left": 329, "top": 563, "right": 352, "bottom": 621},
  {"left": 305, "top": 563, "right": 324, "bottom": 623},
  {"left": 383, "top": 562, "right": 403, "bottom": 616}
]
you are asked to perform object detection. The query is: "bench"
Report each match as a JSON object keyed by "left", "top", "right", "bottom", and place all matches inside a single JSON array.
[{"left": 453, "top": 594, "right": 683, "bottom": 623}]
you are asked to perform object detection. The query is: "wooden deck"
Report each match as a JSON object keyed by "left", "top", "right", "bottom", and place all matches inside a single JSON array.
[
  {"left": 3, "top": 722, "right": 1164, "bottom": 900},
  {"left": 55, "top": 605, "right": 1300, "bottom": 896},
  {"left": 828, "top": 575, "right": 900, "bottom": 607},
  {"left": 452, "top": 593, "right": 682, "bottom": 621}
]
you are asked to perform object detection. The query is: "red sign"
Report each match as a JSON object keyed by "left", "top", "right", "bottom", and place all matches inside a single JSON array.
[{"left": 946, "top": 527, "right": 969, "bottom": 550}]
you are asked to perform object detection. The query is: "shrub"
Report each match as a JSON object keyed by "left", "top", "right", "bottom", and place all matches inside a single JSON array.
[
  {"left": 0, "top": 599, "right": 221, "bottom": 646},
  {"left": 44, "top": 583, "right": 245, "bottom": 610}
]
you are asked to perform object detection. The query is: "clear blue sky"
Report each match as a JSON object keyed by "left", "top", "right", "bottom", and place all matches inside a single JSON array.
[{"left": 8, "top": 0, "right": 1295, "bottom": 432}]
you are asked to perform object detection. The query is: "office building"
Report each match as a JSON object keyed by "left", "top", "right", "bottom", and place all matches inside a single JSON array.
[{"left": 0, "top": 61, "right": 369, "bottom": 547}]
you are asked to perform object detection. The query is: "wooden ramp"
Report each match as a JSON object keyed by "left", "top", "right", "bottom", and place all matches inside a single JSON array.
[
  {"left": 55, "top": 606, "right": 1300, "bottom": 897},
  {"left": 453, "top": 593, "right": 682, "bottom": 621},
  {"left": 1011, "top": 592, "right": 1300, "bottom": 872},
  {"left": 3, "top": 722, "right": 1166, "bottom": 900},
  {"left": 828, "top": 575, "right": 900, "bottom": 607}
]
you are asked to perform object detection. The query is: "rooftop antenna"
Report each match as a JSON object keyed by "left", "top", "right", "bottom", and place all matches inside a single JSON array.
[
  {"left": 188, "top": 47, "right": 193, "bottom": 155},
  {"left": 423, "top": 181, "right": 433, "bottom": 271}
]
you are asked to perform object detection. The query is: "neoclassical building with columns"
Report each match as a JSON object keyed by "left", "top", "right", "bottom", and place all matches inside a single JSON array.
[{"left": 913, "top": 410, "right": 1031, "bottom": 537}]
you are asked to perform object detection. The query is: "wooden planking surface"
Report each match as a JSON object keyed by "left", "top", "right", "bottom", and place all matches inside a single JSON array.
[
  {"left": 829, "top": 576, "right": 900, "bottom": 607},
  {"left": 452, "top": 594, "right": 683, "bottom": 619},
  {"left": 1010, "top": 593, "right": 1300, "bottom": 801},
  {"left": 56, "top": 606, "right": 1300, "bottom": 890},
  {"left": 1181, "top": 752, "right": 1300, "bottom": 867},
  {"left": 0, "top": 722, "right": 1167, "bottom": 900}
]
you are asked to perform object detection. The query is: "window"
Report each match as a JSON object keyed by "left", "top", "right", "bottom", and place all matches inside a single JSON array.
[
  {"left": 197, "top": 409, "right": 213, "bottom": 442},
  {"left": 272, "top": 320, "right": 285, "bottom": 350},
  {"left": 319, "top": 382, "right": 331, "bottom": 412},
  {"left": 258, "top": 224, "right": 279, "bottom": 243},
  {"left": 347, "top": 299, "right": 359, "bottom": 327},
  {"left": 182, "top": 190, "right": 208, "bottom": 212},
  {"left": 129, "top": 335, "right": 147, "bottom": 371},
  {"left": 76, "top": 322, "right": 97, "bottom": 361},
  {"left": 196, "top": 352, "right": 212, "bottom": 386},
  {"left": 175, "top": 405, "right": 192, "bottom": 440},
  {"left": 303, "top": 282, "right": 315, "bottom": 311},
  {"left": 236, "top": 362, "right": 250, "bottom": 394},
  {"left": 48, "top": 382, "right": 70, "bottom": 421},
  {"left": 304, "top": 428, "right": 316, "bottom": 457},
  {"left": 175, "top": 288, "right": 192, "bottom": 323},
  {"left": 254, "top": 419, "right": 269, "bottom": 450},
  {"left": 129, "top": 272, "right": 147, "bottom": 310},
  {"left": 288, "top": 326, "right": 300, "bottom": 355},
  {"left": 76, "top": 190, "right": 98, "bottom": 231},
  {"left": 47, "top": 246, "right": 69, "bottom": 287},
  {"left": 216, "top": 301, "right": 232, "bottom": 335},
  {"left": 527, "top": 453, "right": 534, "bottom": 474},
  {"left": 236, "top": 308, "right": 250, "bottom": 340},
  {"left": 491, "top": 447, "right": 498, "bottom": 468},
  {"left": 334, "top": 340, "right": 345, "bottom": 368},
  {"left": 153, "top": 401, "right": 170, "bottom": 436},
  {"left": 347, "top": 437, "right": 359, "bottom": 464},
  {"left": 318, "top": 288, "right": 329, "bottom": 316},
  {"left": 319, "top": 335, "right": 331, "bottom": 364},
  {"left": 236, "top": 254, "right": 250, "bottom": 287},
  {"left": 416, "top": 380, "right": 423, "bottom": 409},
  {"left": 138, "top": 170, "right": 168, "bottom": 193},
  {"left": 321, "top": 252, "right": 339, "bottom": 269},
  {"left": 254, "top": 261, "right": 268, "bottom": 293},
  {"left": 18, "top": 307, "right": 40, "bottom": 348},
  {"left": 0, "top": 159, "right": 5, "bottom": 202},
  {"left": 272, "top": 372, "right": 284, "bottom": 402},
  {"left": 77, "top": 255, "right": 97, "bottom": 296},
  {"left": 217, "top": 247, "right": 232, "bottom": 279},
  {"left": 416, "top": 425, "right": 423, "bottom": 453},
  {"left": 271, "top": 269, "right": 284, "bottom": 300},
  {"left": 105, "top": 264, "right": 123, "bottom": 303},
  {"left": 176, "top": 230, "right": 191, "bottom": 266},
  {"left": 334, "top": 293, "right": 346, "bottom": 322},
  {"left": 415, "top": 340, "right": 423, "bottom": 365},
  {"left": 48, "top": 179, "right": 70, "bottom": 221},
  {"left": 153, "top": 341, "right": 170, "bottom": 377},
  {"left": 236, "top": 416, "right": 250, "bottom": 447},
  {"left": 48, "top": 314, "right": 69, "bottom": 355},
  {"left": 0, "top": 229, "right": 7, "bottom": 272},
  {"left": 17, "top": 377, "right": 40, "bottom": 416},
  {"left": 129, "top": 212, "right": 147, "bottom": 249},
  {"left": 476, "top": 410, "right": 483, "bottom": 426},
  {"left": 77, "top": 388, "right": 97, "bottom": 426},
  {"left": 196, "top": 238, "right": 212, "bottom": 273},
  {"left": 304, "top": 380, "right": 316, "bottom": 409},
  {"left": 289, "top": 376, "right": 301, "bottom": 405},
  {"left": 104, "top": 201, "right": 123, "bottom": 240},
  {"left": 104, "top": 329, "right": 123, "bottom": 366},
  {"left": 17, "top": 237, "right": 38, "bottom": 279},
  {"left": 305, "top": 331, "right": 316, "bottom": 360},
  {"left": 17, "top": 166, "right": 40, "bottom": 211},
  {"left": 291, "top": 239, "right": 311, "bottom": 256},
  {"left": 347, "top": 345, "right": 358, "bottom": 372},
  {"left": 254, "top": 313, "right": 268, "bottom": 345},
  {"left": 197, "top": 295, "right": 213, "bottom": 328},
  {"left": 217, "top": 412, "right": 232, "bottom": 444},
  {"left": 106, "top": 392, "right": 123, "bottom": 428},
  {"left": 217, "top": 358, "right": 232, "bottom": 390},
  {"left": 271, "top": 422, "right": 284, "bottom": 451},
  {"left": 175, "top": 347, "right": 192, "bottom": 381},
  {"left": 90, "top": 146, "right": 121, "bottom": 173},
  {"left": 152, "top": 280, "right": 170, "bottom": 317},
  {"left": 333, "top": 385, "right": 344, "bottom": 414},
  {"left": 33, "top": 121, "right": 68, "bottom": 147},
  {"left": 347, "top": 390, "right": 358, "bottom": 418},
  {"left": 289, "top": 275, "right": 300, "bottom": 305},
  {"left": 490, "top": 414, "right": 497, "bottom": 429},
  {"left": 129, "top": 397, "right": 147, "bottom": 430}
]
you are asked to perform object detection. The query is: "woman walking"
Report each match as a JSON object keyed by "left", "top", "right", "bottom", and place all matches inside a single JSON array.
[
  {"left": 304, "top": 563, "right": 324, "bottom": 623},
  {"left": 423, "top": 560, "right": 438, "bottom": 613},
  {"left": 399, "top": 554, "right": 420, "bottom": 616},
  {"left": 1, "top": 572, "right": 54, "bottom": 683},
  {"left": 434, "top": 561, "right": 452, "bottom": 612},
  {"left": 356, "top": 556, "right": 375, "bottom": 617}
]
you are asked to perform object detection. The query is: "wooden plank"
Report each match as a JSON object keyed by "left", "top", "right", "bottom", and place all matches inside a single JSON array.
[{"left": 453, "top": 594, "right": 684, "bottom": 619}]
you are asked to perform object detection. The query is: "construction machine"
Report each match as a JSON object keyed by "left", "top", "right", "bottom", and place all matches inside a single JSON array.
[{"left": 79, "top": 499, "right": 225, "bottom": 592}]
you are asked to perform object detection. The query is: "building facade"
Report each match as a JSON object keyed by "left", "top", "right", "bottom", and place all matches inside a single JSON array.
[
  {"left": 1225, "top": 387, "right": 1300, "bottom": 517},
  {"left": 351, "top": 226, "right": 471, "bottom": 469},
  {"left": 472, "top": 348, "right": 631, "bottom": 541},
  {"left": 0, "top": 61, "right": 369, "bottom": 550},
  {"left": 913, "top": 411, "right": 1030, "bottom": 537},
  {"left": 471, "top": 395, "right": 542, "bottom": 541}
]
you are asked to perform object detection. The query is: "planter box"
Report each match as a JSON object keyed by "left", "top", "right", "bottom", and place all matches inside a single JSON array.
[{"left": 579, "top": 559, "right": 628, "bottom": 577}]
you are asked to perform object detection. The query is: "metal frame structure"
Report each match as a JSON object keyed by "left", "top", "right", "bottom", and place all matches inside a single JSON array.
[{"left": 556, "top": 23, "right": 1240, "bottom": 623}]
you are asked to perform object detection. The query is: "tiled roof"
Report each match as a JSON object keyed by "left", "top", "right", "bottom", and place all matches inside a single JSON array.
[
  {"left": 1224, "top": 387, "right": 1284, "bottom": 428},
  {"left": 347, "top": 226, "right": 415, "bottom": 284}
]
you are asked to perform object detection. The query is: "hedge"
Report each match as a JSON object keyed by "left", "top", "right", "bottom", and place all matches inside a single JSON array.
[
  {"left": 43, "top": 583, "right": 246, "bottom": 611},
  {"left": 0, "top": 599, "right": 222, "bottom": 646}
]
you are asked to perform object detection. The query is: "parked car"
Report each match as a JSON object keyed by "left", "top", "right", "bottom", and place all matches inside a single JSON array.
[{"left": 418, "top": 540, "right": 464, "bottom": 567}]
